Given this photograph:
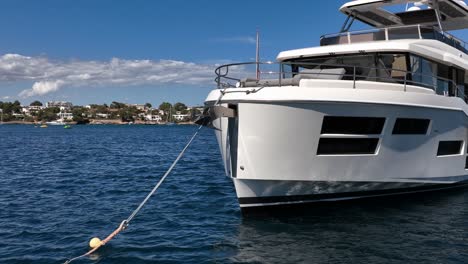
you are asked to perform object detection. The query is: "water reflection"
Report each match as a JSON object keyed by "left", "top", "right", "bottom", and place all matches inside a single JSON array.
[{"left": 229, "top": 189, "right": 468, "bottom": 264}]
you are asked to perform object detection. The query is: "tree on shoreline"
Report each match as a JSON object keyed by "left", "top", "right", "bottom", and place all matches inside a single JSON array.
[
  {"left": 158, "top": 102, "right": 172, "bottom": 116},
  {"left": 72, "top": 106, "right": 90, "bottom": 124},
  {"left": 119, "top": 106, "right": 138, "bottom": 122},
  {"left": 174, "top": 102, "right": 187, "bottom": 113},
  {"left": 0, "top": 101, "right": 22, "bottom": 121},
  {"left": 37, "top": 107, "right": 60, "bottom": 122},
  {"left": 30, "top": 100, "right": 43, "bottom": 107},
  {"left": 0, "top": 100, "right": 197, "bottom": 123},
  {"left": 110, "top": 101, "right": 126, "bottom": 109}
]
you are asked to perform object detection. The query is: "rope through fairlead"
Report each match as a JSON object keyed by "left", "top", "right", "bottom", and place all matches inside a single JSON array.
[{"left": 64, "top": 125, "right": 203, "bottom": 264}]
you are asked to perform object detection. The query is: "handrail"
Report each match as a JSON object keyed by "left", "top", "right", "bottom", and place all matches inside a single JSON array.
[
  {"left": 320, "top": 24, "right": 467, "bottom": 53},
  {"left": 214, "top": 61, "right": 467, "bottom": 101}
]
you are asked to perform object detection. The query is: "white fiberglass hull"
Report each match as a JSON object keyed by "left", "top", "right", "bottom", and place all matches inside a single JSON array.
[
  {"left": 46, "top": 120, "right": 66, "bottom": 125},
  {"left": 206, "top": 83, "right": 468, "bottom": 212}
]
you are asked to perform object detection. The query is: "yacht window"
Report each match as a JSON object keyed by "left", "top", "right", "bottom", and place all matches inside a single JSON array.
[
  {"left": 437, "top": 63, "right": 451, "bottom": 96},
  {"left": 317, "top": 138, "right": 379, "bottom": 155},
  {"left": 453, "top": 68, "right": 465, "bottom": 100},
  {"left": 410, "top": 55, "right": 438, "bottom": 91},
  {"left": 465, "top": 82, "right": 468, "bottom": 103},
  {"left": 437, "top": 140, "right": 463, "bottom": 156},
  {"left": 340, "top": 55, "right": 377, "bottom": 81},
  {"left": 392, "top": 118, "right": 430, "bottom": 135},
  {"left": 292, "top": 54, "right": 375, "bottom": 80},
  {"left": 377, "top": 53, "right": 408, "bottom": 82},
  {"left": 293, "top": 53, "right": 408, "bottom": 83},
  {"left": 465, "top": 71, "right": 468, "bottom": 103},
  {"left": 465, "top": 156, "right": 468, "bottom": 169},
  {"left": 321, "top": 116, "right": 385, "bottom": 134},
  {"left": 282, "top": 64, "right": 293, "bottom": 79},
  {"left": 286, "top": 53, "right": 465, "bottom": 98}
]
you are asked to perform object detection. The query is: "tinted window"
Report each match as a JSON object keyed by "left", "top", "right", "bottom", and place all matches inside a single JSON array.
[
  {"left": 437, "top": 141, "right": 463, "bottom": 156},
  {"left": 321, "top": 116, "right": 385, "bottom": 134},
  {"left": 293, "top": 53, "right": 408, "bottom": 83},
  {"left": 410, "top": 55, "right": 438, "bottom": 90},
  {"left": 317, "top": 138, "right": 379, "bottom": 155},
  {"left": 392, "top": 118, "right": 430, "bottom": 134}
]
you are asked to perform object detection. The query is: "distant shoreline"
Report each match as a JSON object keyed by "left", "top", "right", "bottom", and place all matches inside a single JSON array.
[{"left": 0, "top": 119, "right": 196, "bottom": 125}]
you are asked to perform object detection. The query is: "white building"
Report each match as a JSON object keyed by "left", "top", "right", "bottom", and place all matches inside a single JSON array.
[
  {"left": 57, "top": 112, "right": 73, "bottom": 120},
  {"left": 172, "top": 114, "right": 190, "bottom": 121},
  {"left": 95, "top": 113, "right": 110, "bottom": 119},
  {"left": 145, "top": 114, "right": 162, "bottom": 122},
  {"left": 21, "top": 105, "right": 44, "bottom": 116},
  {"left": 46, "top": 101, "right": 73, "bottom": 110}
]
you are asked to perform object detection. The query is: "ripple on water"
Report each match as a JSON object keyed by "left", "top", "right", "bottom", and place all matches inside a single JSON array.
[{"left": 0, "top": 125, "right": 467, "bottom": 264}]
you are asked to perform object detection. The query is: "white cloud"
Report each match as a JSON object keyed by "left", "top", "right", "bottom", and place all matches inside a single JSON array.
[
  {"left": 0, "top": 54, "right": 216, "bottom": 97},
  {"left": 19, "top": 80, "right": 65, "bottom": 97}
]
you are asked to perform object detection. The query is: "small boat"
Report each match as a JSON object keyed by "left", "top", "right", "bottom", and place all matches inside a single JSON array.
[
  {"left": 64, "top": 125, "right": 72, "bottom": 129},
  {"left": 40, "top": 124, "right": 48, "bottom": 128},
  {"left": 46, "top": 119, "right": 66, "bottom": 126}
]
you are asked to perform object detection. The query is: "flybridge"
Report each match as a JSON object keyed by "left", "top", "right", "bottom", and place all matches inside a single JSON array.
[
  {"left": 340, "top": 0, "right": 468, "bottom": 31},
  {"left": 318, "top": 0, "right": 468, "bottom": 54},
  {"left": 319, "top": 24, "right": 467, "bottom": 54}
]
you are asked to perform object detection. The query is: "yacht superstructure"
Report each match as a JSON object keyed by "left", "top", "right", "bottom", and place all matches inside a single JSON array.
[{"left": 200, "top": 0, "right": 468, "bottom": 213}]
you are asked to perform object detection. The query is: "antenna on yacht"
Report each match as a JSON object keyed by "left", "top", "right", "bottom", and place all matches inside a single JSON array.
[{"left": 256, "top": 29, "right": 260, "bottom": 80}]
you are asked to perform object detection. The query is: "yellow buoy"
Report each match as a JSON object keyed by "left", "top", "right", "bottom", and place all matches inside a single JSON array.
[{"left": 89, "top": 237, "right": 102, "bottom": 248}]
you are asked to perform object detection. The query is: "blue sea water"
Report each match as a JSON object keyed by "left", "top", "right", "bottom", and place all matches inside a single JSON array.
[{"left": 0, "top": 124, "right": 467, "bottom": 264}]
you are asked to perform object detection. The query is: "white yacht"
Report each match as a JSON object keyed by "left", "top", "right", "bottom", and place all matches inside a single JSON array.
[
  {"left": 199, "top": 0, "right": 468, "bottom": 213},
  {"left": 46, "top": 119, "right": 66, "bottom": 126}
]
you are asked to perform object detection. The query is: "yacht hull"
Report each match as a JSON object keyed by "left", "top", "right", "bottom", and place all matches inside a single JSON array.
[{"left": 208, "top": 89, "right": 468, "bottom": 212}]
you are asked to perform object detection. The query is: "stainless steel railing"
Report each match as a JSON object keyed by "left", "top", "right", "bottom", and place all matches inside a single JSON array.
[
  {"left": 320, "top": 24, "right": 467, "bottom": 53},
  {"left": 214, "top": 61, "right": 466, "bottom": 101}
]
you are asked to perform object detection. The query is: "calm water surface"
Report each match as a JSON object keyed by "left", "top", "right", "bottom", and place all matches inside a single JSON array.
[{"left": 0, "top": 125, "right": 467, "bottom": 264}]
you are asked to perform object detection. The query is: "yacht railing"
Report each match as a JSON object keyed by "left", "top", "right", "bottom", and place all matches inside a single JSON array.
[
  {"left": 320, "top": 24, "right": 468, "bottom": 54},
  {"left": 215, "top": 61, "right": 466, "bottom": 101}
]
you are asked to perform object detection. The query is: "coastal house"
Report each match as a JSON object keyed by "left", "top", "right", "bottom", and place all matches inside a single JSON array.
[
  {"left": 46, "top": 101, "right": 73, "bottom": 110},
  {"left": 21, "top": 105, "right": 44, "bottom": 116},
  {"left": 145, "top": 114, "right": 162, "bottom": 122},
  {"left": 173, "top": 113, "right": 190, "bottom": 121},
  {"left": 95, "top": 113, "right": 110, "bottom": 119},
  {"left": 57, "top": 112, "right": 73, "bottom": 120},
  {"left": 21, "top": 107, "right": 30, "bottom": 115}
]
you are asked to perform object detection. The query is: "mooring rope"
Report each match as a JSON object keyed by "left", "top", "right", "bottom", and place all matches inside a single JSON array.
[{"left": 64, "top": 125, "right": 203, "bottom": 264}]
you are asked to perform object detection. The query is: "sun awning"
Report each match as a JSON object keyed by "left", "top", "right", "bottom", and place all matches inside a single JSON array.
[{"left": 340, "top": 0, "right": 468, "bottom": 31}]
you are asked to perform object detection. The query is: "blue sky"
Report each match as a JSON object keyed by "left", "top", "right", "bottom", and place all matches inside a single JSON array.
[{"left": 0, "top": 0, "right": 466, "bottom": 106}]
